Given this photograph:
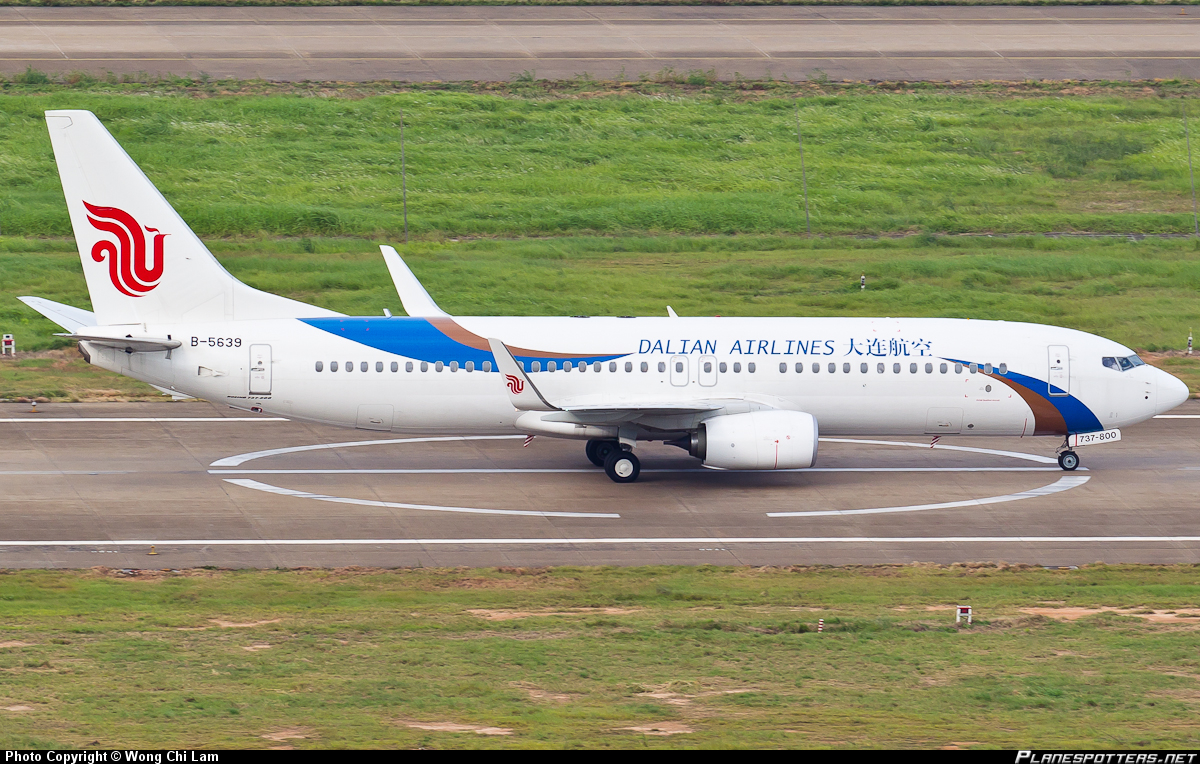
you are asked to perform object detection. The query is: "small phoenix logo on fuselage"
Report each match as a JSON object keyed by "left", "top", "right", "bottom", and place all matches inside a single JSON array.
[
  {"left": 505, "top": 374, "right": 525, "bottom": 395},
  {"left": 84, "top": 201, "right": 167, "bottom": 297}
]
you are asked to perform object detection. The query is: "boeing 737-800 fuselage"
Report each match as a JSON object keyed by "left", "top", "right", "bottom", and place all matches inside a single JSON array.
[{"left": 20, "top": 111, "right": 1191, "bottom": 483}]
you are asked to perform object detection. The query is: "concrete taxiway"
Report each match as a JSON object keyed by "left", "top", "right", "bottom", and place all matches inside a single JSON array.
[
  {"left": 1, "top": 400, "right": 1197, "bottom": 568},
  {"left": 3, "top": 6, "right": 1200, "bottom": 82}
]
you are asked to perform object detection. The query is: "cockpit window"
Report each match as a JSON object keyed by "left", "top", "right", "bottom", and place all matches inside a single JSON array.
[{"left": 1103, "top": 355, "right": 1146, "bottom": 372}]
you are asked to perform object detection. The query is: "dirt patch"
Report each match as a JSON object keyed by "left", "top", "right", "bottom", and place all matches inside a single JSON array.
[
  {"left": 1019, "top": 607, "right": 1200, "bottom": 622},
  {"left": 3, "top": 705, "right": 35, "bottom": 712},
  {"left": 446, "top": 630, "right": 571, "bottom": 641},
  {"left": 399, "top": 720, "right": 512, "bottom": 736},
  {"left": 211, "top": 619, "right": 282, "bottom": 628},
  {"left": 941, "top": 742, "right": 982, "bottom": 750},
  {"left": 466, "top": 607, "right": 640, "bottom": 621},
  {"left": 637, "top": 683, "right": 758, "bottom": 707},
  {"left": 243, "top": 644, "right": 272, "bottom": 652},
  {"left": 618, "top": 722, "right": 694, "bottom": 736},
  {"left": 261, "top": 727, "right": 312, "bottom": 742},
  {"left": 0, "top": 641, "right": 34, "bottom": 648}
]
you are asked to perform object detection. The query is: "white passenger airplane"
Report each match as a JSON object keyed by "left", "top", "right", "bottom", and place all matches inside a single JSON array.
[{"left": 20, "top": 110, "right": 1191, "bottom": 483}]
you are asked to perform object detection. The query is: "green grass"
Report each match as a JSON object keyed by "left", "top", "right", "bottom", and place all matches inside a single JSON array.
[
  {"left": 3, "top": 87, "right": 1200, "bottom": 239},
  {"left": 3, "top": 564, "right": 1200, "bottom": 748},
  {"left": 4, "top": 234, "right": 1199, "bottom": 399},
  {"left": 5, "top": 0, "right": 1197, "bottom": 6}
]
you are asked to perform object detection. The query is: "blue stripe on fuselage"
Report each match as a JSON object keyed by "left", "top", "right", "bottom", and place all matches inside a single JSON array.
[
  {"left": 947, "top": 357, "right": 1103, "bottom": 434},
  {"left": 301, "top": 317, "right": 624, "bottom": 366}
]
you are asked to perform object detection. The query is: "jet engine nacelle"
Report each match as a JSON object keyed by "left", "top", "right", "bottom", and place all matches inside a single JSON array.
[{"left": 697, "top": 410, "right": 818, "bottom": 470}]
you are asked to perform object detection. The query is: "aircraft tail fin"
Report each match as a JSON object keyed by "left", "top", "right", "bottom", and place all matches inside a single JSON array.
[{"left": 44, "top": 110, "right": 341, "bottom": 326}]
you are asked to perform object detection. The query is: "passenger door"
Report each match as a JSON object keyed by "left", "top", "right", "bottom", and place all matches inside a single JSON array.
[
  {"left": 249, "top": 344, "right": 272, "bottom": 395},
  {"left": 1047, "top": 345, "right": 1069, "bottom": 397}
]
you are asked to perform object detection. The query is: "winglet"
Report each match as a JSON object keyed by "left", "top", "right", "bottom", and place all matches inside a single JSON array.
[
  {"left": 486, "top": 338, "right": 559, "bottom": 412},
  {"left": 380, "top": 246, "right": 449, "bottom": 317}
]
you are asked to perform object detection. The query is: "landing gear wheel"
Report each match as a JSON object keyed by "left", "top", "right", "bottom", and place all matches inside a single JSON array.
[
  {"left": 603, "top": 449, "right": 641, "bottom": 484},
  {"left": 586, "top": 439, "right": 620, "bottom": 468},
  {"left": 1058, "top": 450, "right": 1080, "bottom": 471}
]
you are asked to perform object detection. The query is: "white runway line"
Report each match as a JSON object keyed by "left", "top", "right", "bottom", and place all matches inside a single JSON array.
[
  {"left": 3, "top": 535, "right": 1200, "bottom": 547},
  {"left": 767, "top": 475, "right": 1090, "bottom": 517},
  {"left": 821, "top": 438, "right": 1058, "bottom": 464},
  {"left": 210, "top": 467, "right": 1071, "bottom": 475},
  {"left": 0, "top": 417, "right": 288, "bottom": 423},
  {"left": 210, "top": 435, "right": 523, "bottom": 467},
  {"left": 0, "top": 471, "right": 132, "bottom": 475},
  {"left": 223, "top": 478, "right": 620, "bottom": 519},
  {"left": 1154, "top": 415, "right": 1200, "bottom": 419}
]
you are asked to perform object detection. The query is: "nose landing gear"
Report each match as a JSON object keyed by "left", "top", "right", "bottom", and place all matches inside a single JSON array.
[{"left": 1057, "top": 450, "right": 1079, "bottom": 471}]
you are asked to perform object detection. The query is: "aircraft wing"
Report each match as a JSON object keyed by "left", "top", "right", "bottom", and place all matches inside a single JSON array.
[
  {"left": 380, "top": 246, "right": 449, "bottom": 317},
  {"left": 18, "top": 296, "right": 96, "bottom": 332}
]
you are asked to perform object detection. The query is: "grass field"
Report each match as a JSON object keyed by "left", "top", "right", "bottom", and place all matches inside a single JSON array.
[
  {"left": 3, "top": 86, "right": 1200, "bottom": 239},
  {"left": 4, "top": 233, "right": 1198, "bottom": 399},
  {"left": 5, "top": 0, "right": 1198, "bottom": 6},
  {"left": 3, "top": 564, "right": 1200, "bottom": 749}
]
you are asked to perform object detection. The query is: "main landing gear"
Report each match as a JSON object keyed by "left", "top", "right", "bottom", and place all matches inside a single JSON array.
[{"left": 585, "top": 439, "right": 641, "bottom": 483}]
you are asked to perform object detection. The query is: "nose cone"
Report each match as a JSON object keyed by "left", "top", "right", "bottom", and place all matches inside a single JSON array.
[{"left": 1156, "top": 368, "right": 1191, "bottom": 414}]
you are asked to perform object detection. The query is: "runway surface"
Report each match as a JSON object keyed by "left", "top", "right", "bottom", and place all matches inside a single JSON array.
[
  {"left": 2, "top": 400, "right": 1197, "bottom": 568},
  {"left": 3, "top": 6, "right": 1200, "bottom": 82}
]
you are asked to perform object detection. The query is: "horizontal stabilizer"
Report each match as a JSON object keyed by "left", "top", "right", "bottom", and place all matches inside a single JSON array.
[
  {"left": 59, "top": 332, "right": 182, "bottom": 354},
  {"left": 381, "top": 246, "right": 448, "bottom": 317},
  {"left": 17, "top": 296, "right": 95, "bottom": 332},
  {"left": 487, "top": 338, "right": 559, "bottom": 412}
]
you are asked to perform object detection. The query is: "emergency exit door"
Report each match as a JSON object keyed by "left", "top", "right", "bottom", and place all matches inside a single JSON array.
[{"left": 249, "top": 344, "right": 272, "bottom": 395}]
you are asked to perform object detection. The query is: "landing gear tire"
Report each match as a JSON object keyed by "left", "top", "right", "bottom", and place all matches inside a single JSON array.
[
  {"left": 604, "top": 449, "right": 641, "bottom": 484},
  {"left": 586, "top": 439, "right": 620, "bottom": 468},
  {"left": 1058, "top": 450, "right": 1080, "bottom": 471}
]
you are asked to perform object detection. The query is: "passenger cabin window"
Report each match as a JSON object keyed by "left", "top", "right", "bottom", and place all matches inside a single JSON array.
[
  {"left": 910, "top": 363, "right": 918, "bottom": 374},
  {"left": 706, "top": 361, "right": 714, "bottom": 373},
  {"left": 421, "top": 362, "right": 429, "bottom": 372},
  {"left": 315, "top": 361, "right": 323, "bottom": 372},
  {"left": 925, "top": 363, "right": 933, "bottom": 374},
  {"left": 969, "top": 363, "right": 978, "bottom": 374},
  {"left": 842, "top": 363, "right": 850, "bottom": 373},
  {"left": 748, "top": 362, "right": 756, "bottom": 373},
  {"left": 405, "top": 362, "right": 413, "bottom": 372},
  {"left": 625, "top": 362, "right": 632, "bottom": 372},
  {"left": 828, "top": 363, "right": 836, "bottom": 374},
  {"left": 466, "top": 361, "right": 474, "bottom": 372},
  {"left": 658, "top": 362, "right": 666, "bottom": 373},
  {"left": 984, "top": 362, "right": 993, "bottom": 374},
  {"left": 955, "top": 363, "right": 963, "bottom": 374},
  {"left": 532, "top": 361, "right": 541, "bottom": 372},
  {"left": 549, "top": 361, "right": 557, "bottom": 372},
  {"left": 733, "top": 362, "right": 742, "bottom": 373},
  {"left": 860, "top": 363, "right": 867, "bottom": 373},
  {"left": 641, "top": 362, "right": 649, "bottom": 372},
  {"left": 579, "top": 362, "right": 587, "bottom": 373},
  {"left": 812, "top": 363, "right": 820, "bottom": 373},
  {"left": 893, "top": 363, "right": 901, "bottom": 374},
  {"left": 435, "top": 361, "right": 444, "bottom": 372},
  {"left": 483, "top": 361, "right": 492, "bottom": 372},
  {"left": 564, "top": 361, "right": 573, "bottom": 371},
  {"left": 391, "top": 361, "right": 399, "bottom": 372},
  {"left": 330, "top": 361, "right": 338, "bottom": 372},
  {"left": 779, "top": 362, "right": 787, "bottom": 373},
  {"left": 998, "top": 363, "right": 1007, "bottom": 375},
  {"left": 795, "top": 363, "right": 803, "bottom": 373},
  {"left": 719, "top": 362, "right": 727, "bottom": 373},
  {"left": 346, "top": 361, "right": 353, "bottom": 372},
  {"left": 877, "top": 363, "right": 884, "bottom": 374},
  {"left": 675, "top": 361, "right": 684, "bottom": 373},
  {"left": 450, "top": 361, "right": 459, "bottom": 372},
  {"left": 940, "top": 363, "right": 947, "bottom": 374},
  {"left": 376, "top": 361, "right": 384, "bottom": 372},
  {"left": 593, "top": 362, "right": 602, "bottom": 373},
  {"left": 610, "top": 362, "right": 617, "bottom": 372},
  {"left": 360, "top": 361, "right": 368, "bottom": 372}
]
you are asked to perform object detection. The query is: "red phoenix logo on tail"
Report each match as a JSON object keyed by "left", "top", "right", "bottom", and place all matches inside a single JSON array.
[
  {"left": 84, "top": 201, "right": 167, "bottom": 297},
  {"left": 505, "top": 374, "right": 524, "bottom": 395}
]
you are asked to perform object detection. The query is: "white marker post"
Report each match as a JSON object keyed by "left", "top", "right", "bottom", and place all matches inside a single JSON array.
[
  {"left": 1, "top": 333, "right": 13, "bottom": 356},
  {"left": 956, "top": 605, "right": 972, "bottom": 625}
]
